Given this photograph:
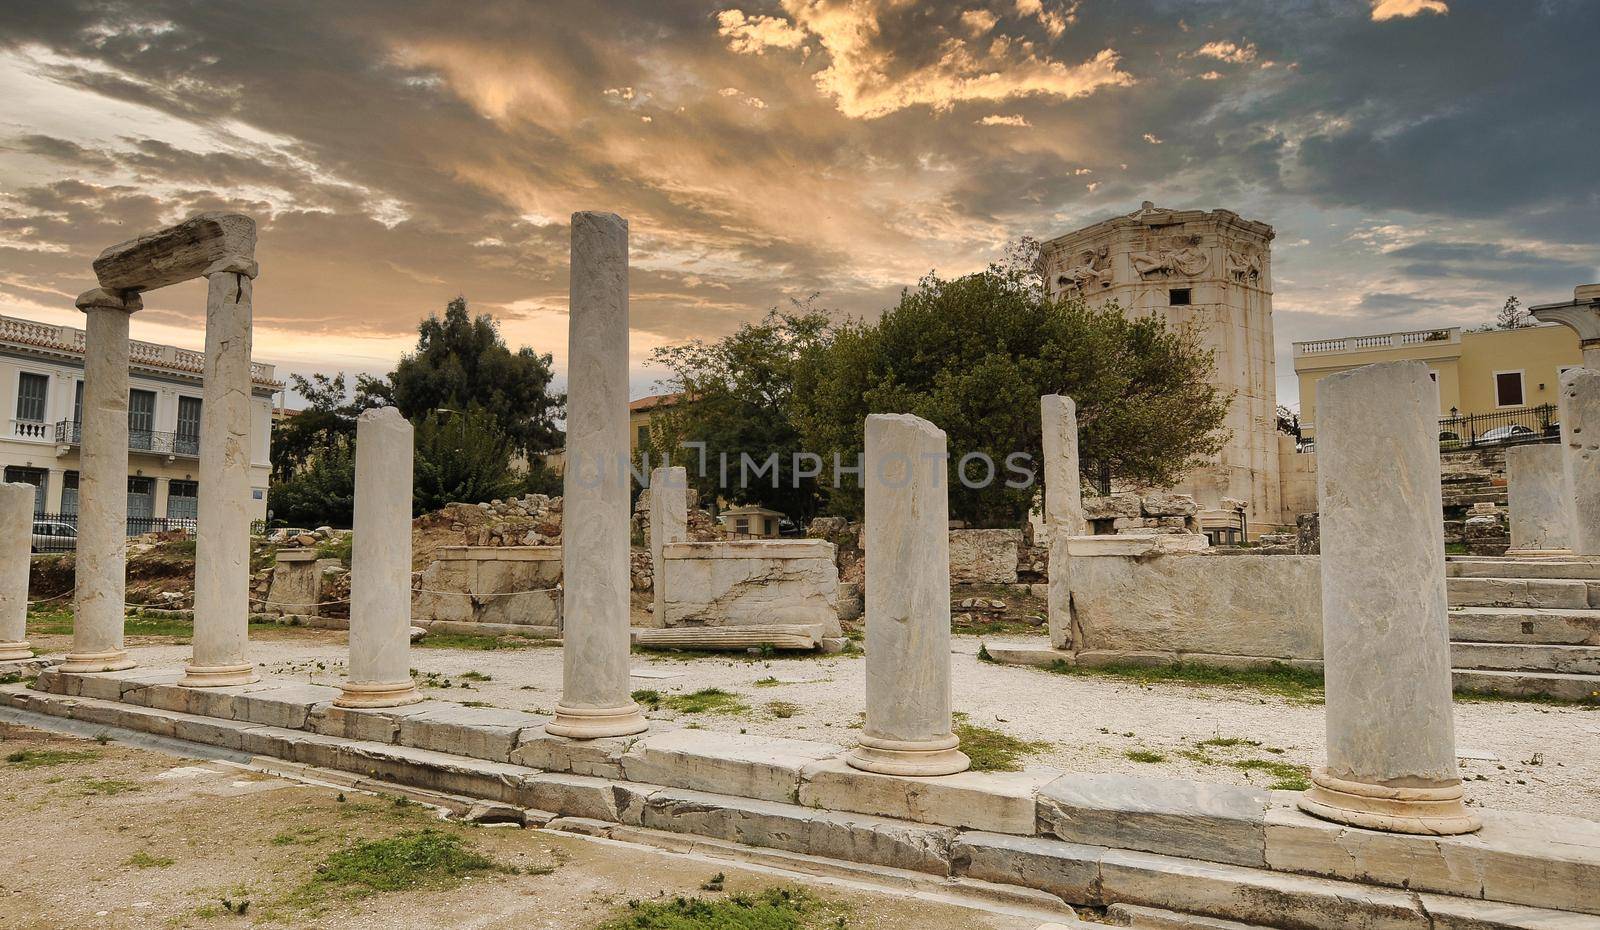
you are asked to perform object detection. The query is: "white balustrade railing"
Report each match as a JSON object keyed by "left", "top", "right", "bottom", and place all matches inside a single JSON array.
[
  {"left": 9, "top": 419, "right": 50, "bottom": 441},
  {"left": 1294, "top": 327, "right": 1459, "bottom": 357},
  {"left": 2, "top": 314, "right": 280, "bottom": 386}
]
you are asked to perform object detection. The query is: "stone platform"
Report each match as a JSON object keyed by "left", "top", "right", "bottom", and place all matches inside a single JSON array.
[{"left": 4, "top": 668, "right": 1597, "bottom": 929}]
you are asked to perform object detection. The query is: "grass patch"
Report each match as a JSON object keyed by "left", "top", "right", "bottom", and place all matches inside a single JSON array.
[
  {"left": 664, "top": 688, "right": 749, "bottom": 715},
  {"left": 1230, "top": 758, "right": 1312, "bottom": 791},
  {"left": 1123, "top": 749, "right": 1167, "bottom": 764},
  {"left": 125, "top": 851, "right": 174, "bottom": 868},
  {"left": 1454, "top": 687, "right": 1600, "bottom": 707},
  {"left": 25, "top": 607, "right": 75, "bottom": 636},
  {"left": 280, "top": 829, "right": 508, "bottom": 908},
  {"left": 77, "top": 777, "right": 141, "bottom": 795},
  {"left": 754, "top": 677, "right": 782, "bottom": 688},
  {"left": 416, "top": 632, "right": 544, "bottom": 651},
  {"left": 1196, "top": 736, "right": 1261, "bottom": 749},
  {"left": 953, "top": 718, "right": 1050, "bottom": 772},
  {"left": 315, "top": 535, "right": 354, "bottom": 566},
  {"left": 6, "top": 748, "right": 100, "bottom": 768},
  {"left": 767, "top": 701, "right": 801, "bottom": 719},
  {"left": 631, "top": 689, "right": 662, "bottom": 710},
  {"left": 598, "top": 887, "right": 842, "bottom": 930},
  {"left": 459, "top": 671, "right": 493, "bottom": 682},
  {"left": 1048, "top": 660, "right": 1324, "bottom": 702}
]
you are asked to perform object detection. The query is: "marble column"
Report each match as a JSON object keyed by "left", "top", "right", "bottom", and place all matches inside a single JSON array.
[
  {"left": 337, "top": 408, "right": 424, "bottom": 708},
  {"left": 182, "top": 260, "right": 260, "bottom": 687},
  {"left": 1041, "top": 395, "right": 1083, "bottom": 650},
  {"left": 0, "top": 483, "right": 33, "bottom": 661},
  {"left": 1558, "top": 367, "right": 1600, "bottom": 557},
  {"left": 1506, "top": 443, "right": 1570, "bottom": 554},
  {"left": 62, "top": 288, "right": 141, "bottom": 674},
  {"left": 1299, "top": 360, "right": 1478, "bottom": 835},
  {"left": 648, "top": 465, "right": 688, "bottom": 627},
  {"left": 848, "top": 413, "right": 970, "bottom": 777},
  {"left": 547, "top": 212, "right": 648, "bottom": 739}
]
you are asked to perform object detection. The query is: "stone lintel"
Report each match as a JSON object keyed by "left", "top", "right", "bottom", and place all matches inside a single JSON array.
[
  {"left": 92, "top": 212, "right": 257, "bottom": 293},
  {"left": 433, "top": 545, "right": 562, "bottom": 562},
  {"left": 661, "top": 539, "right": 836, "bottom": 560},
  {"left": 274, "top": 549, "right": 320, "bottom": 563},
  {"left": 1066, "top": 534, "right": 1209, "bottom": 557}
]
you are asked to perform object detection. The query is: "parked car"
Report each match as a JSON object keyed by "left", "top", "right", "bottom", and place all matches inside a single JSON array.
[
  {"left": 1479, "top": 424, "right": 1536, "bottom": 445},
  {"left": 31, "top": 519, "right": 77, "bottom": 552}
]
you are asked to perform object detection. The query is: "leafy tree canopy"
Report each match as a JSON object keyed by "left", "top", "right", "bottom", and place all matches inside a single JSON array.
[
  {"left": 412, "top": 405, "right": 521, "bottom": 513},
  {"left": 270, "top": 372, "right": 359, "bottom": 483},
  {"left": 267, "top": 439, "right": 355, "bottom": 528},
  {"left": 357, "top": 297, "right": 564, "bottom": 457}
]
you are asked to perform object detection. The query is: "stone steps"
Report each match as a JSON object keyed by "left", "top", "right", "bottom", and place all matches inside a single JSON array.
[
  {"left": 1451, "top": 668, "right": 1600, "bottom": 703},
  {"left": 1448, "top": 558, "right": 1600, "bottom": 580},
  {"left": 4, "top": 672, "right": 1597, "bottom": 929},
  {"left": 1447, "top": 576, "right": 1593, "bottom": 609},
  {"left": 1449, "top": 607, "right": 1600, "bottom": 645},
  {"left": 1451, "top": 642, "right": 1600, "bottom": 675}
]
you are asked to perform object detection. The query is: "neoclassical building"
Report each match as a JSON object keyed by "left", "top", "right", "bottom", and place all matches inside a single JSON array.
[
  {"left": 0, "top": 314, "right": 280, "bottom": 526},
  {"left": 1037, "top": 202, "right": 1294, "bottom": 535}
]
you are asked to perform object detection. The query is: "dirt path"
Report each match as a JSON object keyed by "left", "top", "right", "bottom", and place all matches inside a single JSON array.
[{"left": 0, "top": 723, "right": 1061, "bottom": 929}]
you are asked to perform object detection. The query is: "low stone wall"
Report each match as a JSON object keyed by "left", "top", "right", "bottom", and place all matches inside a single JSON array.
[
  {"left": 948, "top": 528, "right": 1020, "bottom": 583},
  {"left": 412, "top": 545, "right": 562, "bottom": 632},
  {"left": 1068, "top": 539, "right": 1322, "bottom": 665},
  {"left": 660, "top": 539, "right": 840, "bottom": 636}
]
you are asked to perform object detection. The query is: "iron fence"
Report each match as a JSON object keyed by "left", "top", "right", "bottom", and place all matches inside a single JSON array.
[
  {"left": 28, "top": 512, "right": 196, "bottom": 553},
  {"left": 1438, "top": 403, "right": 1559, "bottom": 450}
]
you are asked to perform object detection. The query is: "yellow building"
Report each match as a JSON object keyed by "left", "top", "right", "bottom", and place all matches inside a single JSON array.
[
  {"left": 628, "top": 392, "right": 683, "bottom": 452},
  {"left": 1293, "top": 323, "right": 1581, "bottom": 440}
]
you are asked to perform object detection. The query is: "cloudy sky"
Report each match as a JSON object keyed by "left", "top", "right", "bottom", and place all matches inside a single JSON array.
[{"left": 0, "top": 0, "right": 1595, "bottom": 410}]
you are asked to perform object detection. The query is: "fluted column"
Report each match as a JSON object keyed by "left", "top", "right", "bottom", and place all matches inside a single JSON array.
[
  {"left": 547, "top": 212, "right": 647, "bottom": 739},
  {"left": 63, "top": 288, "right": 141, "bottom": 673},
  {"left": 648, "top": 465, "right": 688, "bottom": 627},
  {"left": 182, "top": 258, "right": 260, "bottom": 687},
  {"left": 848, "top": 413, "right": 969, "bottom": 776},
  {"left": 337, "top": 408, "right": 424, "bottom": 708},
  {"left": 1041, "top": 395, "right": 1083, "bottom": 650},
  {"left": 0, "top": 483, "right": 33, "bottom": 661},
  {"left": 1299, "top": 360, "right": 1478, "bottom": 835},
  {"left": 1558, "top": 367, "right": 1600, "bottom": 556}
]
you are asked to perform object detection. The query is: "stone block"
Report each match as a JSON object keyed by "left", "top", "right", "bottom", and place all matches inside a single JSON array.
[
  {"left": 661, "top": 541, "right": 840, "bottom": 633},
  {"left": 1067, "top": 535, "right": 1208, "bottom": 557},
  {"left": 1098, "top": 848, "right": 1428, "bottom": 930},
  {"left": 1037, "top": 774, "right": 1271, "bottom": 868},
  {"left": 333, "top": 742, "right": 526, "bottom": 803},
  {"left": 948, "top": 528, "right": 1021, "bottom": 584},
  {"left": 801, "top": 807, "right": 957, "bottom": 876},
  {"left": 1142, "top": 493, "right": 1199, "bottom": 517},
  {"left": 620, "top": 729, "right": 840, "bottom": 804},
  {"left": 93, "top": 212, "right": 256, "bottom": 291},
  {"left": 798, "top": 756, "right": 1053, "bottom": 834},
  {"left": 515, "top": 772, "right": 656, "bottom": 824},
  {"left": 1263, "top": 806, "right": 1600, "bottom": 917},
  {"left": 1083, "top": 493, "right": 1143, "bottom": 520},
  {"left": 228, "top": 684, "right": 338, "bottom": 730},
  {"left": 1417, "top": 894, "right": 1600, "bottom": 930},
  {"left": 510, "top": 728, "right": 647, "bottom": 778},
  {"left": 395, "top": 702, "right": 547, "bottom": 762},
  {"left": 950, "top": 832, "right": 1103, "bottom": 905},
  {"left": 1104, "top": 903, "right": 1262, "bottom": 929},
  {"left": 307, "top": 705, "right": 419, "bottom": 743}
]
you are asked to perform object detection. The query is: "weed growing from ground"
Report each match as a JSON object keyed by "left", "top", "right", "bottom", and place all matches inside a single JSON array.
[
  {"left": 661, "top": 688, "right": 749, "bottom": 715},
  {"left": 766, "top": 701, "right": 801, "bottom": 719},
  {"left": 951, "top": 715, "right": 1050, "bottom": 772},
  {"left": 1123, "top": 749, "right": 1166, "bottom": 764},
  {"left": 1048, "top": 660, "right": 1325, "bottom": 702},
  {"left": 597, "top": 886, "right": 843, "bottom": 930},
  {"left": 124, "top": 851, "right": 174, "bottom": 868},
  {"left": 6, "top": 748, "right": 100, "bottom": 768},
  {"left": 279, "top": 829, "right": 509, "bottom": 910}
]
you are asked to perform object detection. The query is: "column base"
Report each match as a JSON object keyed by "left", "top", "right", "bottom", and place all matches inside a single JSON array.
[
  {"left": 1297, "top": 767, "right": 1482, "bottom": 835},
  {"left": 60, "top": 649, "right": 137, "bottom": 673},
  {"left": 545, "top": 701, "right": 649, "bottom": 739},
  {"left": 847, "top": 732, "right": 971, "bottom": 777},
  {"left": 179, "top": 662, "right": 259, "bottom": 688},
  {"left": 335, "top": 681, "right": 425, "bottom": 709},
  {"left": 0, "top": 641, "right": 32, "bottom": 662}
]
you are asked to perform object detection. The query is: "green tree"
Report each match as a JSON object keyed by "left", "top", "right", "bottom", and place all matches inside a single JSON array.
[
  {"left": 266, "top": 440, "right": 356, "bottom": 527},
  {"left": 270, "top": 372, "right": 358, "bottom": 482},
  {"left": 648, "top": 304, "right": 834, "bottom": 522},
  {"left": 357, "top": 297, "right": 564, "bottom": 458},
  {"left": 411, "top": 406, "right": 520, "bottom": 513},
  {"left": 792, "top": 263, "right": 1230, "bottom": 527}
]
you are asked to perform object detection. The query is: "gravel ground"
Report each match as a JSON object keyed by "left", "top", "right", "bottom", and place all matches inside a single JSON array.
[{"left": 70, "top": 629, "right": 1600, "bottom": 823}]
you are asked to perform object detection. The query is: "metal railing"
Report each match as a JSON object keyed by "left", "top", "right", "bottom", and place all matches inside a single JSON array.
[
  {"left": 54, "top": 419, "right": 200, "bottom": 457},
  {"left": 28, "top": 512, "right": 196, "bottom": 553},
  {"left": 1438, "top": 403, "right": 1559, "bottom": 450}
]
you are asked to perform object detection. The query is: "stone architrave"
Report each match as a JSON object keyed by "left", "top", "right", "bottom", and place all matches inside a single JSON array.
[
  {"left": 1506, "top": 444, "right": 1570, "bottom": 553},
  {"left": 0, "top": 483, "right": 33, "bottom": 660},
  {"left": 649, "top": 466, "right": 688, "bottom": 626},
  {"left": 848, "top": 414, "right": 969, "bottom": 777},
  {"left": 1041, "top": 395, "right": 1083, "bottom": 650},
  {"left": 546, "top": 212, "right": 648, "bottom": 740},
  {"left": 1299, "top": 361, "right": 1478, "bottom": 835},
  {"left": 1558, "top": 367, "right": 1600, "bottom": 557},
  {"left": 62, "top": 288, "right": 142, "bottom": 673},
  {"left": 182, "top": 256, "right": 260, "bottom": 687},
  {"left": 337, "top": 408, "right": 424, "bottom": 708}
]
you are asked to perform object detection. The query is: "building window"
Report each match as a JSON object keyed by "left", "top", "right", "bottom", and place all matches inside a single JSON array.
[
  {"left": 3, "top": 465, "right": 47, "bottom": 515},
  {"left": 73, "top": 380, "right": 83, "bottom": 424},
  {"left": 1494, "top": 370, "right": 1525, "bottom": 408},
  {"left": 1428, "top": 371, "right": 1437, "bottom": 382},
  {"left": 637, "top": 424, "right": 649, "bottom": 447},
  {"left": 15, "top": 372, "right": 48, "bottom": 422},
  {"left": 61, "top": 471, "right": 79, "bottom": 516},
  {"left": 735, "top": 518, "right": 749, "bottom": 534},
  {"left": 177, "top": 396, "right": 202, "bottom": 455},
  {"left": 129, "top": 389, "right": 156, "bottom": 450},
  {"left": 168, "top": 479, "right": 198, "bottom": 524},
  {"left": 1169, "top": 288, "right": 1192, "bottom": 306}
]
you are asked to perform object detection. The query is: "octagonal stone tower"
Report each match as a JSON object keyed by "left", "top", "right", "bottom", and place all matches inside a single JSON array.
[{"left": 1038, "top": 202, "right": 1284, "bottom": 533}]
